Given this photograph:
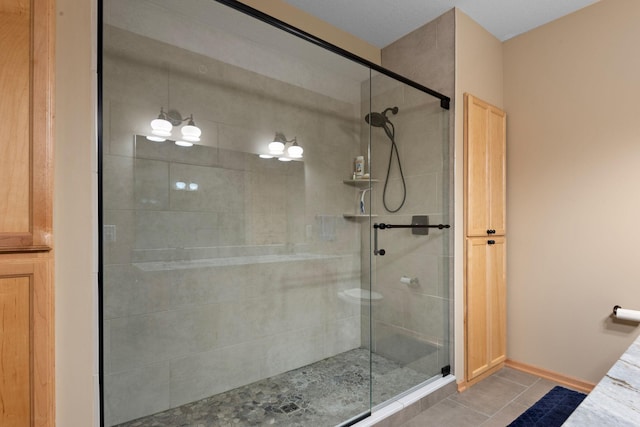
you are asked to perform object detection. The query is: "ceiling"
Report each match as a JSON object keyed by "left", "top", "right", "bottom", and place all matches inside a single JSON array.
[{"left": 282, "top": 0, "right": 599, "bottom": 47}]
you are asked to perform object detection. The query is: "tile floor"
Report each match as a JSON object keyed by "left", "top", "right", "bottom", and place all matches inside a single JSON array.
[
  {"left": 113, "top": 349, "right": 430, "bottom": 427},
  {"left": 398, "top": 367, "right": 579, "bottom": 427}
]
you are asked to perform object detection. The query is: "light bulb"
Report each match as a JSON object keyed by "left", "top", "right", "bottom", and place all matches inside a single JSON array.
[
  {"left": 268, "top": 141, "right": 285, "bottom": 154},
  {"left": 175, "top": 140, "right": 193, "bottom": 147},
  {"left": 181, "top": 124, "right": 201, "bottom": 142},
  {"left": 259, "top": 154, "right": 274, "bottom": 159},
  {"left": 287, "top": 144, "right": 303, "bottom": 158},
  {"left": 188, "top": 182, "right": 199, "bottom": 191},
  {"left": 278, "top": 157, "right": 292, "bottom": 162},
  {"left": 175, "top": 181, "right": 187, "bottom": 190},
  {"left": 150, "top": 118, "right": 172, "bottom": 137}
]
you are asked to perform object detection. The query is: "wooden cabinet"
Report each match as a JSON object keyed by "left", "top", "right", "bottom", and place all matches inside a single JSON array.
[
  {"left": 464, "top": 94, "right": 506, "bottom": 237},
  {"left": 465, "top": 237, "right": 506, "bottom": 381},
  {"left": 463, "top": 93, "right": 507, "bottom": 387},
  {"left": 0, "top": 255, "right": 54, "bottom": 426},
  {"left": 0, "top": 0, "right": 55, "bottom": 425},
  {"left": 0, "top": 0, "right": 54, "bottom": 252}
]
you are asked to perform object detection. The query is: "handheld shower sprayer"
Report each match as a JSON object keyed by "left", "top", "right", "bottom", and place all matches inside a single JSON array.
[
  {"left": 364, "top": 106, "right": 398, "bottom": 129},
  {"left": 364, "top": 106, "right": 406, "bottom": 213}
]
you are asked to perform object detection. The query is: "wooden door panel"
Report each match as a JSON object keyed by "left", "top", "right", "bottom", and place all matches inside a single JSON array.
[
  {"left": 488, "top": 108, "right": 506, "bottom": 235},
  {"left": 0, "top": 257, "right": 54, "bottom": 427},
  {"left": 0, "top": 6, "right": 30, "bottom": 236},
  {"left": 465, "top": 95, "right": 490, "bottom": 236},
  {"left": 466, "top": 238, "right": 489, "bottom": 380},
  {"left": 0, "top": 0, "right": 54, "bottom": 252},
  {"left": 0, "top": 276, "right": 31, "bottom": 427},
  {"left": 464, "top": 94, "right": 506, "bottom": 237},
  {"left": 488, "top": 238, "right": 506, "bottom": 367}
]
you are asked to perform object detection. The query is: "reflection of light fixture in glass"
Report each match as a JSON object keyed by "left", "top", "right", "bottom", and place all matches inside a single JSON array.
[
  {"left": 146, "top": 135, "right": 166, "bottom": 142},
  {"left": 174, "top": 181, "right": 199, "bottom": 191},
  {"left": 150, "top": 108, "right": 172, "bottom": 138},
  {"left": 264, "top": 132, "right": 303, "bottom": 160},
  {"left": 148, "top": 107, "right": 202, "bottom": 145},
  {"left": 268, "top": 132, "right": 286, "bottom": 155},
  {"left": 181, "top": 115, "right": 201, "bottom": 142},
  {"left": 287, "top": 140, "right": 303, "bottom": 158}
]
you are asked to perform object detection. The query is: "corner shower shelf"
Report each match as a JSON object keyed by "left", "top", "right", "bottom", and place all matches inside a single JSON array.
[
  {"left": 343, "top": 178, "right": 378, "bottom": 219},
  {"left": 343, "top": 178, "right": 379, "bottom": 187}
]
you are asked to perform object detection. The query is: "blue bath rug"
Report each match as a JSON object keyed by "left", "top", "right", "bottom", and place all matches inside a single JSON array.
[{"left": 507, "top": 386, "right": 586, "bottom": 427}]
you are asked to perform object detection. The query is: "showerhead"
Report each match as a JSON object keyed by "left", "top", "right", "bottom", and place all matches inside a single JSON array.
[
  {"left": 365, "top": 112, "right": 387, "bottom": 128},
  {"left": 364, "top": 106, "right": 399, "bottom": 128}
]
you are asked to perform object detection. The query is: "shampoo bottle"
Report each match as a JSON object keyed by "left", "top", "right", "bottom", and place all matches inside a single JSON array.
[{"left": 354, "top": 156, "right": 364, "bottom": 177}]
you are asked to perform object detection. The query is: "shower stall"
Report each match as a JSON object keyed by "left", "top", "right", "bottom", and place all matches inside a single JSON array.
[{"left": 99, "top": 1, "right": 453, "bottom": 426}]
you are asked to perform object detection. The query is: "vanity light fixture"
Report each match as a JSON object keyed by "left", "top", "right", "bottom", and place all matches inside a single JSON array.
[
  {"left": 264, "top": 132, "right": 303, "bottom": 160},
  {"left": 148, "top": 107, "right": 201, "bottom": 147}
]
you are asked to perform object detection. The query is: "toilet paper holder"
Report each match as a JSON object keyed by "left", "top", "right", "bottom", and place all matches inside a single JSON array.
[
  {"left": 400, "top": 276, "right": 419, "bottom": 286},
  {"left": 613, "top": 305, "right": 640, "bottom": 323}
]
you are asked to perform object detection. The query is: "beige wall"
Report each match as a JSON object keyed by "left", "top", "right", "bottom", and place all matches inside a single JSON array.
[
  {"left": 454, "top": 8, "right": 504, "bottom": 382},
  {"left": 238, "top": 0, "right": 380, "bottom": 64},
  {"left": 55, "top": 0, "right": 98, "bottom": 426},
  {"left": 504, "top": 0, "right": 640, "bottom": 383}
]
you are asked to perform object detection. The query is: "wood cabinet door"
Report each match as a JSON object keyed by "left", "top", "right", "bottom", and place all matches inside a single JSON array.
[
  {"left": 487, "top": 237, "right": 506, "bottom": 368},
  {"left": 488, "top": 106, "right": 506, "bottom": 236},
  {"left": 466, "top": 237, "right": 490, "bottom": 379},
  {"left": 0, "top": 256, "right": 54, "bottom": 427},
  {"left": 0, "top": 0, "right": 54, "bottom": 252},
  {"left": 465, "top": 237, "right": 506, "bottom": 380},
  {"left": 464, "top": 94, "right": 506, "bottom": 236}
]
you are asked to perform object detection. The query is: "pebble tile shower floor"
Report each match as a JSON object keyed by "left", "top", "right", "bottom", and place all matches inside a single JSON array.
[{"left": 115, "top": 348, "right": 429, "bottom": 427}]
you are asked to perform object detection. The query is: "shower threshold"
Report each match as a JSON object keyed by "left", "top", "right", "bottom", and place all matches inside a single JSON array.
[{"left": 114, "top": 348, "right": 430, "bottom": 427}]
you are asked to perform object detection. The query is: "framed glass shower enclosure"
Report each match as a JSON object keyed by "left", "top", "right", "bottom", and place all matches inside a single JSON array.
[{"left": 99, "top": 1, "right": 452, "bottom": 426}]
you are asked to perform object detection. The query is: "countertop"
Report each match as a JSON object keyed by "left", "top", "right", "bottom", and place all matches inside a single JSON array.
[{"left": 563, "top": 336, "right": 640, "bottom": 426}]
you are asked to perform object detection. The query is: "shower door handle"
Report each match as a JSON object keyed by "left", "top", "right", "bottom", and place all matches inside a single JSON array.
[
  {"left": 374, "top": 216, "right": 450, "bottom": 236},
  {"left": 375, "top": 223, "right": 451, "bottom": 230},
  {"left": 373, "top": 217, "right": 450, "bottom": 256},
  {"left": 373, "top": 224, "right": 385, "bottom": 256}
]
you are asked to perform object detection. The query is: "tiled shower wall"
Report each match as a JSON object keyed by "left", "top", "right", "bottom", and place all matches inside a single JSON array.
[
  {"left": 101, "top": 25, "right": 367, "bottom": 425},
  {"left": 360, "top": 9, "right": 456, "bottom": 377}
]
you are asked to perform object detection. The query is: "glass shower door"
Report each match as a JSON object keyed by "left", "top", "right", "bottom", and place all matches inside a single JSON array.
[
  {"left": 101, "top": 1, "right": 373, "bottom": 426},
  {"left": 101, "top": 1, "right": 451, "bottom": 426},
  {"left": 366, "top": 72, "right": 452, "bottom": 406}
]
